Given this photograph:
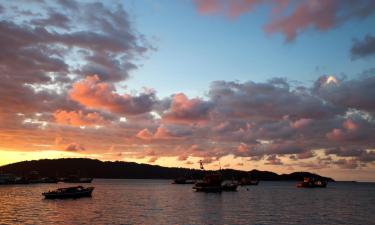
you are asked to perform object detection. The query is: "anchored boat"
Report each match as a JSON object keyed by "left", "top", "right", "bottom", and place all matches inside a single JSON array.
[
  {"left": 297, "top": 177, "right": 327, "bottom": 188},
  {"left": 193, "top": 161, "right": 238, "bottom": 192},
  {"left": 43, "top": 186, "right": 94, "bottom": 199}
]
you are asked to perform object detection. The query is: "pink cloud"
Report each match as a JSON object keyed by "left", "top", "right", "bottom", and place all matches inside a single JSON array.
[
  {"left": 136, "top": 128, "right": 153, "bottom": 140},
  {"left": 326, "top": 119, "right": 363, "bottom": 142},
  {"left": 194, "top": 0, "right": 375, "bottom": 41},
  {"left": 54, "top": 110, "right": 107, "bottom": 127},
  {"left": 162, "top": 93, "right": 212, "bottom": 124},
  {"left": 65, "top": 142, "right": 85, "bottom": 151},
  {"left": 69, "top": 75, "right": 156, "bottom": 115},
  {"left": 291, "top": 118, "right": 312, "bottom": 129},
  {"left": 135, "top": 126, "right": 187, "bottom": 141}
]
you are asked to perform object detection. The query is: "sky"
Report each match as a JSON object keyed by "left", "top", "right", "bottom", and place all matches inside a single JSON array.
[{"left": 0, "top": 0, "right": 375, "bottom": 181}]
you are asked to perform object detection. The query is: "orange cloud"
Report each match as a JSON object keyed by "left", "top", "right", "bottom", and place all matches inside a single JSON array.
[
  {"left": 136, "top": 128, "right": 153, "bottom": 140},
  {"left": 54, "top": 110, "right": 107, "bottom": 127},
  {"left": 69, "top": 75, "right": 156, "bottom": 115},
  {"left": 65, "top": 142, "right": 85, "bottom": 151},
  {"left": 136, "top": 126, "right": 186, "bottom": 140}
]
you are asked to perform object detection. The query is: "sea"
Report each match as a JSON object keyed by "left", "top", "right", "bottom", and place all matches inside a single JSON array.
[{"left": 0, "top": 179, "right": 374, "bottom": 225}]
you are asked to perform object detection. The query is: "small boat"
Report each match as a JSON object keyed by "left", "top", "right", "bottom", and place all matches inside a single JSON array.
[
  {"left": 43, "top": 186, "right": 94, "bottom": 199},
  {"left": 297, "top": 177, "right": 327, "bottom": 188}
]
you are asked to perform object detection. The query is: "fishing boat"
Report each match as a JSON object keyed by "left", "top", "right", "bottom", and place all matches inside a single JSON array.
[
  {"left": 193, "top": 173, "right": 223, "bottom": 192},
  {"left": 42, "top": 186, "right": 94, "bottom": 199},
  {"left": 297, "top": 177, "right": 327, "bottom": 188},
  {"left": 193, "top": 160, "right": 239, "bottom": 192}
]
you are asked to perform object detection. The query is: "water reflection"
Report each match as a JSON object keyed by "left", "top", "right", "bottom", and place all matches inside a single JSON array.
[{"left": 0, "top": 180, "right": 374, "bottom": 224}]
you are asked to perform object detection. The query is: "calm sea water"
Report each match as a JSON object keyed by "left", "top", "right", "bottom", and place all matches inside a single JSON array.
[{"left": 0, "top": 179, "right": 374, "bottom": 225}]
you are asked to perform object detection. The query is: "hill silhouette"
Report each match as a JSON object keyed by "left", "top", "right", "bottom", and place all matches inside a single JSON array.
[{"left": 0, "top": 158, "right": 334, "bottom": 181}]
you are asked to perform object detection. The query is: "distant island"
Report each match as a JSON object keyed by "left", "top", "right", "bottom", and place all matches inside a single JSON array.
[{"left": 0, "top": 158, "right": 335, "bottom": 182}]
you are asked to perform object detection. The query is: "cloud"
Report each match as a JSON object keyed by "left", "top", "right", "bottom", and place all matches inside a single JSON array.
[
  {"left": 194, "top": 0, "right": 375, "bottom": 41},
  {"left": 265, "top": 154, "right": 283, "bottom": 165},
  {"left": 315, "top": 75, "right": 375, "bottom": 113},
  {"left": 135, "top": 125, "right": 190, "bottom": 141},
  {"left": 65, "top": 142, "right": 85, "bottom": 151},
  {"left": 148, "top": 156, "right": 159, "bottom": 163},
  {"left": 291, "top": 118, "right": 313, "bottom": 129},
  {"left": 54, "top": 110, "right": 107, "bottom": 127},
  {"left": 162, "top": 93, "right": 213, "bottom": 124},
  {"left": 0, "top": 0, "right": 374, "bottom": 175},
  {"left": 136, "top": 128, "right": 154, "bottom": 140},
  {"left": 326, "top": 119, "right": 367, "bottom": 142},
  {"left": 209, "top": 80, "right": 343, "bottom": 120},
  {"left": 69, "top": 75, "right": 156, "bottom": 115},
  {"left": 351, "top": 34, "right": 375, "bottom": 60},
  {"left": 0, "top": 0, "right": 151, "bottom": 129},
  {"left": 333, "top": 158, "right": 360, "bottom": 169}
]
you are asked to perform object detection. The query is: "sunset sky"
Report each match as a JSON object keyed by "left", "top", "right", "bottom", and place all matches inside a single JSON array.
[{"left": 0, "top": 0, "right": 375, "bottom": 181}]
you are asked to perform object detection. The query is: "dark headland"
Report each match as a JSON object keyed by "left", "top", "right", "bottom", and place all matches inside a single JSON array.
[{"left": 0, "top": 158, "right": 334, "bottom": 182}]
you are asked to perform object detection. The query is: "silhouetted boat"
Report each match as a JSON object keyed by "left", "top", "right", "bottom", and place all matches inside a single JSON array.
[
  {"left": 239, "top": 177, "right": 259, "bottom": 186},
  {"left": 193, "top": 160, "right": 223, "bottom": 192},
  {"left": 42, "top": 186, "right": 94, "bottom": 199},
  {"left": 193, "top": 173, "right": 223, "bottom": 192},
  {"left": 297, "top": 177, "right": 327, "bottom": 188},
  {"left": 193, "top": 161, "right": 239, "bottom": 192}
]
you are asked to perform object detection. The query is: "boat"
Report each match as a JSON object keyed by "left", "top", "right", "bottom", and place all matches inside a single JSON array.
[
  {"left": 297, "top": 177, "right": 327, "bottom": 188},
  {"left": 42, "top": 186, "right": 94, "bottom": 199},
  {"left": 193, "top": 173, "right": 223, "bottom": 192},
  {"left": 193, "top": 160, "right": 238, "bottom": 192},
  {"left": 239, "top": 177, "right": 259, "bottom": 186}
]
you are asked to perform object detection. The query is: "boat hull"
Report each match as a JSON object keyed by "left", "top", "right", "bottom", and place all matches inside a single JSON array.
[{"left": 43, "top": 187, "right": 94, "bottom": 199}]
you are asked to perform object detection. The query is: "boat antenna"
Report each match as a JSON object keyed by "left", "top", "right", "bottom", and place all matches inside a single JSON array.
[{"left": 199, "top": 160, "right": 204, "bottom": 170}]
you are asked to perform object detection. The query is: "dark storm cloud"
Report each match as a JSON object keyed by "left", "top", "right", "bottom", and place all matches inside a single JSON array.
[
  {"left": 351, "top": 34, "right": 375, "bottom": 60},
  {"left": 208, "top": 80, "right": 344, "bottom": 120},
  {"left": 315, "top": 75, "right": 375, "bottom": 113}
]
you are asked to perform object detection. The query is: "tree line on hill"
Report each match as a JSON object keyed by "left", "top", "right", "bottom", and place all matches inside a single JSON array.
[{"left": 0, "top": 158, "right": 334, "bottom": 181}]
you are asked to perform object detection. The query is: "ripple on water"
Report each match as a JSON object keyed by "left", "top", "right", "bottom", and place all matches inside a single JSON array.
[{"left": 0, "top": 180, "right": 374, "bottom": 224}]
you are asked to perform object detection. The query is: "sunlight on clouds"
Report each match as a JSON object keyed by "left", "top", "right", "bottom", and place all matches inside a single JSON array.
[
  {"left": 325, "top": 75, "right": 338, "bottom": 85},
  {"left": 0, "top": 149, "right": 99, "bottom": 166}
]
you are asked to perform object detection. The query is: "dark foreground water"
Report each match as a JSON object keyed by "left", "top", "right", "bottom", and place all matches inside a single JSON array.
[{"left": 0, "top": 180, "right": 374, "bottom": 225}]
